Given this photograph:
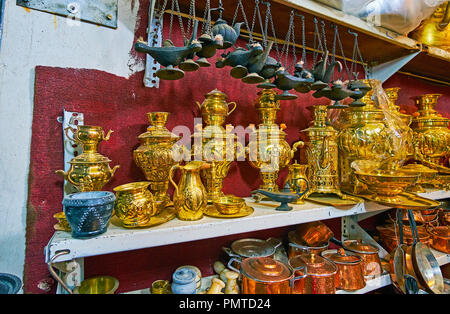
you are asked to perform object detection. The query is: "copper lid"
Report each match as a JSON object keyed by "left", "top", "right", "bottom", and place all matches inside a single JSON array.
[
  {"left": 343, "top": 240, "right": 379, "bottom": 254},
  {"left": 323, "top": 248, "right": 362, "bottom": 265},
  {"left": 289, "top": 253, "right": 337, "bottom": 277},
  {"left": 241, "top": 257, "right": 293, "bottom": 282}
]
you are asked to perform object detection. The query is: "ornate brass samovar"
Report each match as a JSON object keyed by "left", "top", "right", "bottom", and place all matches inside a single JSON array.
[
  {"left": 247, "top": 89, "right": 303, "bottom": 192},
  {"left": 133, "top": 112, "right": 182, "bottom": 211},
  {"left": 193, "top": 89, "right": 243, "bottom": 203},
  {"left": 336, "top": 79, "right": 394, "bottom": 194},
  {"left": 301, "top": 105, "right": 347, "bottom": 199},
  {"left": 411, "top": 94, "right": 450, "bottom": 167},
  {"left": 56, "top": 125, "right": 120, "bottom": 192}
]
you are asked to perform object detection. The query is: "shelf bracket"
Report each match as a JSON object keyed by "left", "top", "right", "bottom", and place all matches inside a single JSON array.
[
  {"left": 368, "top": 51, "right": 421, "bottom": 83},
  {"left": 341, "top": 215, "right": 389, "bottom": 259},
  {"left": 143, "top": 1, "right": 163, "bottom": 88}
]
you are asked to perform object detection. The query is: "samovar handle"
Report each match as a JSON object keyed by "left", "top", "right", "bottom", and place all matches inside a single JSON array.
[
  {"left": 291, "top": 141, "right": 304, "bottom": 158},
  {"left": 64, "top": 126, "right": 80, "bottom": 144},
  {"left": 111, "top": 165, "right": 120, "bottom": 176},
  {"left": 196, "top": 101, "right": 202, "bottom": 110},
  {"left": 102, "top": 129, "right": 114, "bottom": 141},
  {"left": 227, "top": 102, "right": 237, "bottom": 116}
]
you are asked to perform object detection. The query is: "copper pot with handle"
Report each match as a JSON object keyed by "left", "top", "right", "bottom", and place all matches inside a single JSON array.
[
  {"left": 227, "top": 256, "right": 306, "bottom": 294},
  {"left": 426, "top": 224, "right": 450, "bottom": 254},
  {"left": 337, "top": 239, "right": 383, "bottom": 278},
  {"left": 288, "top": 252, "right": 337, "bottom": 294}
]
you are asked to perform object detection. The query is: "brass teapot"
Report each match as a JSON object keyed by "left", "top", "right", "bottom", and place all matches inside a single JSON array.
[
  {"left": 169, "top": 161, "right": 211, "bottom": 221},
  {"left": 56, "top": 125, "right": 120, "bottom": 192},
  {"left": 196, "top": 89, "right": 237, "bottom": 128}
]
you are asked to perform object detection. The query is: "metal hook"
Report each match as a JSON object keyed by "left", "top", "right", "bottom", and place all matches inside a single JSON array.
[
  {"left": 348, "top": 29, "right": 359, "bottom": 37},
  {"left": 48, "top": 250, "right": 74, "bottom": 294}
]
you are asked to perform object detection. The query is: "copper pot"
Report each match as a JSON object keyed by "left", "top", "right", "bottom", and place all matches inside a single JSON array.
[
  {"left": 439, "top": 209, "right": 450, "bottom": 226},
  {"left": 426, "top": 225, "right": 450, "bottom": 254},
  {"left": 322, "top": 248, "right": 366, "bottom": 291},
  {"left": 288, "top": 231, "right": 329, "bottom": 258},
  {"left": 341, "top": 240, "right": 382, "bottom": 278},
  {"left": 288, "top": 253, "right": 337, "bottom": 294},
  {"left": 293, "top": 221, "right": 334, "bottom": 247},
  {"left": 228, "top": 256, "right": 305, "bottom": 294},
  {"left": 377, "top": 224, "right": 432, "bottom": 253}
]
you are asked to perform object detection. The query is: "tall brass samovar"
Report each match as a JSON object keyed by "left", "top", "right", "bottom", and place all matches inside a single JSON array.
[
  {"left": 411, "top": 94, "right": 450, "bottom": 167},
  {"left": 301, "top": 105, "right": 349, "bottom": 200},
  {"left": 193, "top": 89, "right": 243, "bottom": 203},
  {"left": 247, "top": 89, "right": 302, "bottom": 192}
]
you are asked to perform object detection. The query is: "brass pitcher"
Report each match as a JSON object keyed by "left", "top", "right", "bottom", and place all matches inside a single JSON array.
[
  {"left": 284, "top": 162, "right": 309, "bottom": 205},
  {"left": 169, "top": 161, "right": 210, "bottom": 221},
  {"left": 56, "top": 125, "right": 120, "bottom": 192}
]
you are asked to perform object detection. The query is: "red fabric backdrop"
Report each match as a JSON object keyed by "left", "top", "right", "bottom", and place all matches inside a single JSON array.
[{"left": 24, "top": 2, "right": 449, "bottom": 293}]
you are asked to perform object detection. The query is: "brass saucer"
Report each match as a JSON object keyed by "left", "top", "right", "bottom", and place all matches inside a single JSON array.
[
  {"left": 307, "top": 193, "right": 364, "bottom": 207},
  {"left": 350, "top": 190, "right": 441, "bottom": 210},
  {"left": 204, "top": 204, "right": 254, "bottom": 218},
  {"left": 110, "top": 206, "right": 176, "bottom": 228}
]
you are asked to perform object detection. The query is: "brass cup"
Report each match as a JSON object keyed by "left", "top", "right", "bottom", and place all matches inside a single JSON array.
[
  {"left": 213, "top": 196, "right": 245, "bottom": 215},
  {"left": 151, "top": 280, "right": 172, "bottom": 294},
  {"left": 73, "top": 276, "right": 119, "bottom": 294}
]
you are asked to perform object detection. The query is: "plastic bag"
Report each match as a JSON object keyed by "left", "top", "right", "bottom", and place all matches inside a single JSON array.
[{"left": 314, "top": 0, "right": 447, "bottom": 35}]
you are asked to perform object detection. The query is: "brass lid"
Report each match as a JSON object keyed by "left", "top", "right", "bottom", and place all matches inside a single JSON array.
[
  {"left": 289, "top": 253, "right": 337, "bottom": 277},
  {"left": 204, "top": 88, "right": 227, "bottom": 99},
  {"left": 323, "top": 248, "right": 362, "bottom": 265},
  {"left": 231, "top": 238, "right": 275, "bottom": 258},
  {"left": 342, "top": 240, "right": 379, "bottom": 254},
  {"left": 241, "top": 257, "right": 293, "bottom": 282}
]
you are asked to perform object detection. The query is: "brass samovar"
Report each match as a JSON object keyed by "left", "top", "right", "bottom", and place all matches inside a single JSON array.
[
  {"left": 301, "top": 105, "right": 348, "bottom": 199},
  {"left": 193, "top": 89, "right": 243, "bottom": 203},
  {"left": 247, "top": 89, "right": 302, "bottom": 192},
  {"left": 336, "top": 79, "right": 395, "bottom": 194},
  {"left": 134, "top": 112, "right": 182, "bottom": 211},
  {"left": 411, "top": 93, "right": 450, "bottom": 167}
]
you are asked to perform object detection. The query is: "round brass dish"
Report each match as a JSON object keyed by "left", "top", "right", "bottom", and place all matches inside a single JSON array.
[
  {"left": 204, "top": 204, "right": 254, "bottom": 218},
  {"left": 73, "top": 276, "right": 119, "bottom": 294},
  {"left": 110, "top": 206, "right": 176, "bottom": 228},
  {"left": 213, "top": 195, "right": 246, "bottom": 215}
]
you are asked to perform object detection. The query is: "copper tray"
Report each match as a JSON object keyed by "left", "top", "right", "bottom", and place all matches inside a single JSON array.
[
  {"left": 349, "top": 190, "right": 441, "bottom": 210},
  {"left": 204, "top": 204, "right": 254, "bottom": 218}
]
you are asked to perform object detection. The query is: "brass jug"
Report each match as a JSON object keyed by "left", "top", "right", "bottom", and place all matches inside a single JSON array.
[
  {"left": 134, "top": 112, "right": 183, "bottom": 211},
  {"left": 196, "top": 89, "right": 237, "bottom": 127},
  {"left": 410, "top": 2, "right": 450, "bottom": 51},
  {"left": 169, "top": 161, "right": 210, "bottom": 221},
  {"left": 56, "top": 125, "right": 120, "bottom": 192},
  {"left": 284, "top": 162, "right": 309, "bottom": 205}
]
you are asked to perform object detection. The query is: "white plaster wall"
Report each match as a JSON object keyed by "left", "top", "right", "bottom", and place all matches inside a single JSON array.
[{"left": 0, "top": 0, "right": 142, "bottom": 292}]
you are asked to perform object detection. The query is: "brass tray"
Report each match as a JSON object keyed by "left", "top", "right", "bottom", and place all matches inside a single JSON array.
[
  {"left": 110, "top": 206, "right": 176, "bottom": 228},
  {"left": 419, "top": 159, "right": 450, "bottom": 175},
  {"left": 349, "top": 190, "right": 442, "bottom": 210},
  {"left": 204, "top": 204, "right": 254, "bottom": 218},
  {"left": 307, "top": 193, "right": 364, "bottom": 207}
]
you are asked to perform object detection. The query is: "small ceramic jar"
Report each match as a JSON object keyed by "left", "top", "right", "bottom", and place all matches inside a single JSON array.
[{"left": 171, "top": 269, "right": 197, "bottom": 294}]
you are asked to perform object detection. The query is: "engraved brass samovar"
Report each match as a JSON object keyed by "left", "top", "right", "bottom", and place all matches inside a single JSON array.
[
  {"left": 336, "top": 79, "right": 395, "bottom": 194},
  {"left": 301, "top": 105, "right": 347, "bottom": 199},
  {"left": 247, "top": 89, "right": 303, "bottom": 192},
  {"left": 193, "top": 89, "right": 243, "bottom": 203},
  {"left": 411, "top": 94, "right": 450, "bottom": 167},
  {"left": 56, "top": 125, "right": 120, "bottom": 192},
  {"left": 133, "top": 112, "right": 182, "bottom": 211}
]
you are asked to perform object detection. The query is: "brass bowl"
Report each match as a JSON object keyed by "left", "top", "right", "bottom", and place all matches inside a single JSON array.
[
  {"left": 213, "top": 195, "right": 245, "bottom": 215},
  {"left": 355, "top": 170, "right": 418, "bottom": 202},
  {"left": 73, "top": 276, "right": 119, "bottom": 294}
]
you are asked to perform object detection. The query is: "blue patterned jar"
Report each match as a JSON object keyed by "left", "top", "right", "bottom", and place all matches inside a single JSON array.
[
  {"left": 63, "top": 191, "right": 115, "bottom": 239},
  {"left": 171, "top": 268, "right": 197, "bottom": 294}
]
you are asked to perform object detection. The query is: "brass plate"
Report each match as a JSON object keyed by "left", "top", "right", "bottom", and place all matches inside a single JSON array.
[
  {"left": 350, "top": 191, "right": 442, "bottom": 210},
  {"left": 420, "top": 160, "right": 450, "bottom": 175},
  {"left": 307, "top": 193, "right": 364, "bottom": 207},
  {"left": 110, "top": 206, "right": 176, "bottom": 228},
  {"left": 204, "top": 204, "right": 254, "bottom": 219}
]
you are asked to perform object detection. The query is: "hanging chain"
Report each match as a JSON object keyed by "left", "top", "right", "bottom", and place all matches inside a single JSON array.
[
  {"left": 280, "top": 10, "right": 296, "bottom": 70},
  {"left": 349, "top": 30, "right": 368, "bottom": 79},
  {"left": 312, "top": 18, "right": 324, "bottom": 65},
  {"left": 300, "top": 14, "right": 307, "bottom": 67},
  {"left": 249, "top": 0, "right": 266, "bottom": 47},
  {"left": 232, "top": 0, "right": 252, "bottom": 43},
  {"left": 201, "top": 0, "right": 212, "bottom": 35},
  {"left": 332, "top": 24, "right": 351, "bottom": 81},
  {"left": 185, "top": 0, "right": 196, "bottom": 41},
  {"left": 174, "top": 0, "right": 187, "bottom": 42},
  {"left": 265, "top": 2, "right": 281, "bottom": 62},
  {"left": 321, "top": 20, "right": 329, "bottom": 64}
]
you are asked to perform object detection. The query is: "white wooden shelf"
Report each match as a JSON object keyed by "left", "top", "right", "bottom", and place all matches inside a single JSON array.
[{"left": 44, "top": 189, "right": 450, "bottom": 263}]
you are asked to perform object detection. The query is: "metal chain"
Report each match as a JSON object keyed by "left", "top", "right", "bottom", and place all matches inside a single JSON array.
[
  {"left": 266, "top": 2, "right": 281, "bottom": 62},
  {"left": 174, "top": 0, "right": 187, "bottom": 41},
  {"left": 232, "top": 0, "right": 252, "bottom": 43},
  {"left": 321, "top": 20, "right": 329, "bottom": 64},
  {"left": 250, "top": 0, "right": 266, "bottom": 47},
  {"left": 169, "top": 0, "right": 174, "bottom": 41},
  {"left": 313, "top": 18, "right": 324, "bottom": 65},
  {"left": 333, "top": 24, "right": 351, "bottom": 80},
  {"left": 300, "top": 14, "right": 307, "bottom": 67},
  {"left": 281, "top": 10, "right": 295, "bottom": 69},
  {"left": 186, "top": 0, "right": 196, "bottom": 40},
  {"left": 349, "top": 30, "right": 368, "bottom": 79},
  {"left": 201, "top": 0, "right": 211, "bottom": 35}
]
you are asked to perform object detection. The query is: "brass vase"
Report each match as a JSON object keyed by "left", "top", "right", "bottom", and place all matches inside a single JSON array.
[
  {"left": 411, "top": 94, "right": 450, "bottom": 166},
  {"left": 169, "top": 161, "right": 210, "bottom": 221},
  {"left": 56, "top": 125, "right": 120, "bottom": 192},
  {"left": 247, "top": 89, "right": 303, "bottom": 192},
  {"left": 113, "top": 182, "right": 157, "bottom": 228},
  {"left": 134, "top": 112, "right": 183, "bottom": 211}
]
